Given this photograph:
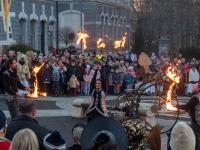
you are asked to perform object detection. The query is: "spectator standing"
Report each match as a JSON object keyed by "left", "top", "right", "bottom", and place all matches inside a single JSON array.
[
  {"left": 42, "top": 63, "right": 53, "bottom": 96},
  {"left": 83, "top": 65, "right": 93, "bottom": 95},
  {"left": 0, "top": 110, "right": 11, "bottom": 150},
  {"left": 188, "top": 64, "right": 200, "bottom": 95},
  {"left": 77, "top": 62, "right": 85, "bottom": 95},
  {"left": 123, "top": 69, "right": 134, "bottom": 89},
  {"left": 9, "top": 129, "right": 39, "bottom": 150},
  {"left": 69, "top": 74, "right": 79, "bottom": 96},
  {"left": 52, "top": 65, "right": 61, "bottom": 96},
  {"left": 112, "top": 69, "right": 122, "bottom": 95},
  {"left": 6, "top": 99, "right": 51, "bottom": 150}
]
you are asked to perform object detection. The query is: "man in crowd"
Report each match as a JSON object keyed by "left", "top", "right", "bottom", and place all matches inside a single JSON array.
[
  {"left": 177, "top": 82, "right": 200, "bottom": 149},
  {"left": 0, "top": 110, "right": 11, "bottom": 150},
  {"left": 5, "top": 99, "right": 51, "bottom": 150},
  {"left": 2, "top": 58, "right": 29, "bottom": 118}
]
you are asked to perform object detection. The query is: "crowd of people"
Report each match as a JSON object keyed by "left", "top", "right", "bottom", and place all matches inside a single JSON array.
[
  {"left": 0, "top": 50, "right": 199, "bottom": 97},
  {"left": 0, "top": 50, "right": 200, "bottom": 150}
]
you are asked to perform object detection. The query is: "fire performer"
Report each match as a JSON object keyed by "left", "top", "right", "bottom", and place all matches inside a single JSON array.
[
  {"left": 87, "top": 79, "right": 107, "bottom": 122},
  {"left": 177, "top": 82, "right": 200, "bottom": 149},
  {"left": 2, "top": 58, "right": 30, "bottom": 118}
]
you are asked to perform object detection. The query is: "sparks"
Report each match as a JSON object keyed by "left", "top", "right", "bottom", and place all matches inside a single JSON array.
[
  {"left": 27, "top": 63, "right": 47, "bottom": 98},
  {"left": 76, "top": 32, "right": 89, "bottom": 50},
  {"left": 97, "top": 38, "right": 106, "bottom": 49}
]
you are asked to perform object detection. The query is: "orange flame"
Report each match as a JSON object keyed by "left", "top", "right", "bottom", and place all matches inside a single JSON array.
[
  {"left": 97, "top": 38, "right": 106, "bottom": 49},
  {"left": 114, "top": 33, "right": 127, "bottom": 49},
  {"left": 76, "top": 32, "right": 89, "bottom": 50},
  {"left": 27, "top": 63, "right": 47, "bottom": 98},
  {"left": 165, "top": 66, "right": 180, "bottom": 111}
]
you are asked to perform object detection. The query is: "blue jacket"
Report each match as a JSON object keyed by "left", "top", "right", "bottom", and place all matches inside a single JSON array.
[
  {"left": 112, "top": 72, "right": 121, "bottom": 84},
  {"left": 123, "top": 73, "right": 134, "bottom": 84}
]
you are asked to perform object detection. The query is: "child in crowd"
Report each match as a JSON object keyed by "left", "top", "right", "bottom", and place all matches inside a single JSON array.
[
  {"left": 69, "top": 74, "right": 79, "bottom": 96},
  {"left": 83, "top": 65, "right": 93, "bottom": 95},
  {"left": 123, "top": 69, "right": 134, "bottom": 89},
  {"left": 112, "top": 69, "right": 122, "bottom": 95}
]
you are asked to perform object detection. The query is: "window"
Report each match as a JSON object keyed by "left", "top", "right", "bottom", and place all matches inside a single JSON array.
[
  {"left": 19, "top": 19, "right": 26, "bottom": 44},
  {"left": 31, "top": 20, "right": 36, "bottom": 49}
]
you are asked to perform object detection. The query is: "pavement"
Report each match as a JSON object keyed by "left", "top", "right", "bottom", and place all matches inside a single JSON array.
[{"left": 0, "top": 95, "right": 191, "bottom": 149}]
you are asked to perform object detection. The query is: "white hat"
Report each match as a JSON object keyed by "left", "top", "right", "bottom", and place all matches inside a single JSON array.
[{"left": 170, "top": 122, "right": 196, "bottom": 150}]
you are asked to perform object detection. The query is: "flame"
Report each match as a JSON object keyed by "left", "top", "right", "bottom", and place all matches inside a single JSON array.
[
  {"left": 27, "top": 63, "right": 47, "bottom": 98},
  {"left": 114, "top": 33, "right": 127, "bottom": 49},
  {"left": 76, "top": 32, "right": 89, "bottom": 50},
  {"left": 97, "top": 38, "right": 106, "bottom": 49},
  {"left": 165, "top": 66, "right": 180, "bottom": 111}
]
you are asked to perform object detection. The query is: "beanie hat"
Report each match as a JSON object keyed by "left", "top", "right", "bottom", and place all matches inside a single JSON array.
[
  {"left": 43, "top": 131, "right": 66, "bottom": 150},
  {"left": 0, "top": 110, "right": 6, "bottom": 131},
  {"left": 170, "top": 122, "right": 196, "bottom": 150}
]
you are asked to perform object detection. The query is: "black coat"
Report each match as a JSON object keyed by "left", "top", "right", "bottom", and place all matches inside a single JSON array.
[{"left": 6, "top": 115, "right": 51, "bottom": 150}]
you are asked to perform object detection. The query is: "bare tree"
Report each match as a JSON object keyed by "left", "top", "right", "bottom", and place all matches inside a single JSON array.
[{"left": 59, "top": 27, "right": 75, "bottom": 47}]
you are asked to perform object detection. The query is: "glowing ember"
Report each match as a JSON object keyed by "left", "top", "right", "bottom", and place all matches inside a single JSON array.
[
  {"left": 114, "top": 33, "right": 127, "bottom": 49},
  {"left": 76, "top": 32, "right": 89, "bottom": 50},
  {"left": 27, "top": 63, "right": 47, "bottom": 98},
  {"left": 97, "top": 38, "right": 106, "bottom": 49},
  {"left": 165, "top": 66, "right": 180, "bottom": 111}
]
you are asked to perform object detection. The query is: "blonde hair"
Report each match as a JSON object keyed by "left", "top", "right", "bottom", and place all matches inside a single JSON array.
[{"left": 9, "top": 128, "right": 39, "bottom": 150}]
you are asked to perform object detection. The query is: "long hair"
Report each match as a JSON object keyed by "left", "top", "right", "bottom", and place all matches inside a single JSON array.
[{"left": 9, "top": 128, "right": 39, "bottom": 150}]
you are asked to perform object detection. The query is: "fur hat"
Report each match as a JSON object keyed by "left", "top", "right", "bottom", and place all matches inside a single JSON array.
[
  {"left": 170, "top": 122, "right": 196, "bottom": 150},
  {"left": 43, "top": 131, "right": 66, "bottom": 150}
]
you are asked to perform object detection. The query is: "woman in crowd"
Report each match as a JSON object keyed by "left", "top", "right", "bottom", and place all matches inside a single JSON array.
[{"left": 9, "top": 129, "right": 39, "bottom": 150}]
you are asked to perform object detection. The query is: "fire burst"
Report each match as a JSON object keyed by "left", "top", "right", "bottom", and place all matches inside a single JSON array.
[
  {"left": 97, "top": 38, "right": 106, "bottom": 49},
  {"left": 27, "top": 63, "right": 47, "bottom": 98},
  {"left": 76, "top": 32, "right": 89, "bottom": 50},
  {"left": 165, "top": 66, "right": 180, "bottom": 111},
  {"left": 114, "top": 33, "right": 127, "bottom": 49}
]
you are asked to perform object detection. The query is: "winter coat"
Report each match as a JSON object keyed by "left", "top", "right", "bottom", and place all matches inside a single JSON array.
[
  {"left": 112, "top": 72, "right": 121, "bottom": 84},
  {"left": 189, "top": 68, "right": 200, "bottom": 83},
  {"left": 5, "top": 115, "right": 50, "bottom": 150},
  {"left": 42, "top": 67, "right": 53, "bottom": 83},
  {"left": 83, "top": 71, "right": 93, "bottom": 83},
  {"left": 123, "top": 73, "right": 134, "bottom": 84},
  {"left": 69, "top": 76, "right": 79, "bottom": 88}
]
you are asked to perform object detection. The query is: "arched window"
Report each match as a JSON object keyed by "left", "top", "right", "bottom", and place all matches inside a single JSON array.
[
  {"left": 41, "top": 20, "right": 46, "bottom": 54},
  {"left": 19, "top": 18, "right": 26, "bottom": 44},
  {"left": 31, "top": 20, "right": 37, "bottom": 49},
  {"left": 111, "top": 17, "right": 115, "bottom": 40},
  {"left": 48, "top": 22, "right": 55, "bottom": 48},
  {"left": 100, "top": 15, "right": 104, "bottom": 36},
  {"left": 105, "top": 16, "right": 109, "bottom": 35},
  {"left": 115, "top": 18, "right": 118, "bottom": 39}
]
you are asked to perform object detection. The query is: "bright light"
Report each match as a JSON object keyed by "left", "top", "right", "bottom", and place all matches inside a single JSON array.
[
  {"left": 27, "top": 63, "right": 47, "bottom": 98},
  {"left": 97, "top": 38, "right": 106, "bottom": 49},
  {"left": 76, "top": 32, "right": 89, "bottom": 50},
  {"left": 165, "top": 66, "right": 180, "bottom": 111},
  {"left": 114, "top": 33, "right": 127, "bottom": 49}
]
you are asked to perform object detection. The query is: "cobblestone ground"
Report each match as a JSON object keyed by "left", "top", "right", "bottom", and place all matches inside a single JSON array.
[{"left": 0, "top": 95, "right": 190, "bottom": 148}]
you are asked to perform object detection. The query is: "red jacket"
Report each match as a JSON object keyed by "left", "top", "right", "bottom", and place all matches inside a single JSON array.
[{"left": 0, "top": 137, "right": 11, "bottom": 150}]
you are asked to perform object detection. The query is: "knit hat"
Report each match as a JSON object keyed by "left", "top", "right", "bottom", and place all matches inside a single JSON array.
[
  {"left": 43, "top": 131, "right": 66, "bottom": 150},
  {"left": 170, "top": 122, "right": 196, "bottom": 150},
  {"left": 0, "top": 110, "right": 6, "bottom": 131}
]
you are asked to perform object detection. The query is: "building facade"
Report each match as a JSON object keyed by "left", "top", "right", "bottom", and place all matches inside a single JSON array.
[{"left": 0, "top": 0, "right": 135, "bottom": 54}]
